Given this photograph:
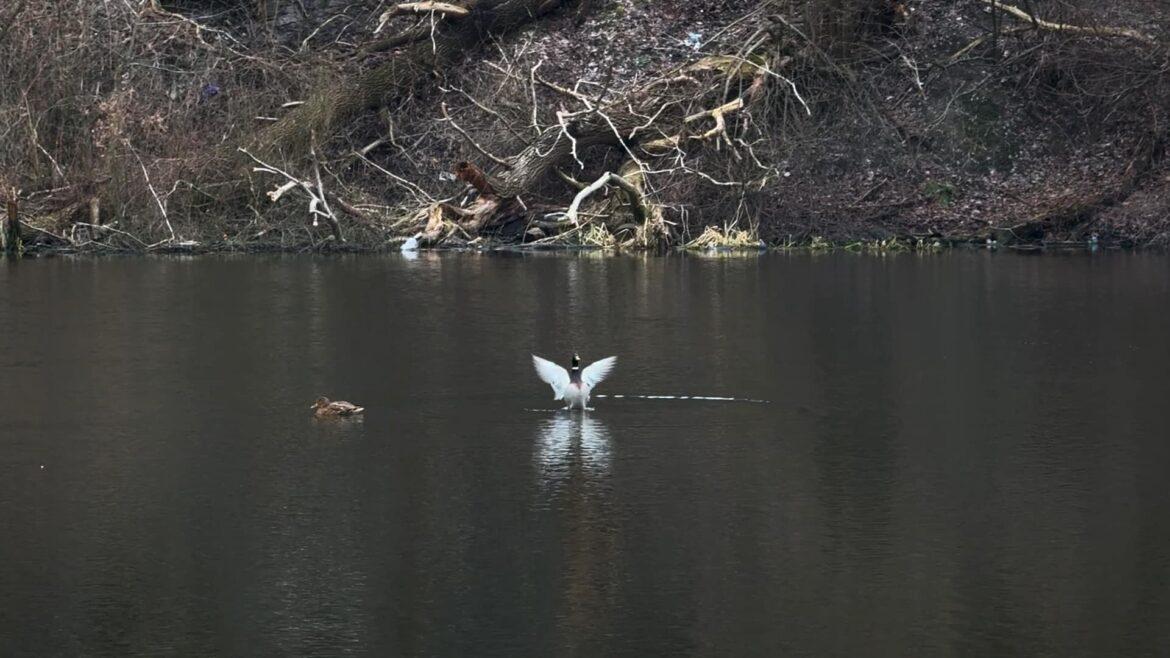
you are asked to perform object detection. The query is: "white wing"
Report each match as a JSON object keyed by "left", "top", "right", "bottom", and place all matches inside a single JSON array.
[
  {"left": 581, "top": 356, "right": 617, "bottom": 389},
  {"left": 532, "top": 355, "right": 570, "bottom": 400}
]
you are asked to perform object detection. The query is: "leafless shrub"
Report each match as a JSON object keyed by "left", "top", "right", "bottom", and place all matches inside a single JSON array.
[{"left": 0, "top": 1, "right": 316, "bottom": 246}]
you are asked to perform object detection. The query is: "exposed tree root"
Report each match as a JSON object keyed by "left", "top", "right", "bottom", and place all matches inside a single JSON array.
[
  {"left": 562, "top": 172, "right": 647, "bottom": 226},
  {"left": 377, "top": 2, "right": 471, "bottom": 30},
  {"left": 411, "top": 49, "right": 778, "bottom": 248}
]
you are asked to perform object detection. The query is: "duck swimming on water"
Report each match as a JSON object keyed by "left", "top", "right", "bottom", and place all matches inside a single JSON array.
[
  {"left": 532, "top": 353, "right": 617, "bottom": 411},
  {"left": 310, "top": 396, "right": 365, "bottom": 417}
]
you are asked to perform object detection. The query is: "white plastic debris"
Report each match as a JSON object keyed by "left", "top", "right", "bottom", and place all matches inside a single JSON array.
[{"left": 400, "top": 233, "right": 421, "bottom": 252}]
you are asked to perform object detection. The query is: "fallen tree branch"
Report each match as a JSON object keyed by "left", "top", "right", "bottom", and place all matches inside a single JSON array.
[
  {"left": 980, "top": 0, "right": 1154, "bottom": 43},
  {"left": 420, "top": 46, "right": 780, "bottom": 247},
  {"left": 640, "top": 95, "right": 751, "bottom": 153},
  {"left": 561, "top": 172, "right": 648, "bottom": 226},
  {"left": 686, "top": 98, "right": 744, "bottom": 141},
  {"left": 375, "top": 2, "right": 469, "bottom": 33},
  {"left": 309, "top": 137, "right": 342, "bottom": 242},
  {"left": 391, "top": 2, "right": 470, "bottom": 19},
  {"left": 353, "top": 152, "right": 437, "bottom": 205},
  {"left": 238, "top": 147, "right": 343, "bottom": 242},
  {"left": 492, "top": 52, "right": 775, "bottom": 198},
  {"left": 130, "top": 147, "right": 176, "bottom": 248}
]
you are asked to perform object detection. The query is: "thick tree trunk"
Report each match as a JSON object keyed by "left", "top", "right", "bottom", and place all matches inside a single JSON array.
[{"left": 493, "top": 114, "right": 629, "bottom": 198}]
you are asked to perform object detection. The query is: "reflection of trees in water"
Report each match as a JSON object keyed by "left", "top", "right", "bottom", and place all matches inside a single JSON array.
[{"left": 535, "top": 414, "right": 622, "bottom": 653}]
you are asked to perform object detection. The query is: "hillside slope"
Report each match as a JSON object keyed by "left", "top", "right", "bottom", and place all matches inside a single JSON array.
[{"left": 1, "top": 0, "right": 1167, "bottom": 251}]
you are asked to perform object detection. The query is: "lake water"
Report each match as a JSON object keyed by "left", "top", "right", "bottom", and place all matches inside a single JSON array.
[{"left": 1, "top": 252, "right": 1169, "bottom": 656}]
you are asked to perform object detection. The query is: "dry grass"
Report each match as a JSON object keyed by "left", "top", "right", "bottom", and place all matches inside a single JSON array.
[
  {"left": 685, "top": 224, "right": 763, "bottom": 250},
  {"left": 0, "top": 1, "right": 309, "bottom": 247}
]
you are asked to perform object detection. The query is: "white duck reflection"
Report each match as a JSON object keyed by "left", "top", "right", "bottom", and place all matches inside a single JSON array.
[
  {"left": 534, "top": 413, "right": 622, "bottom": 640},
  {"left": 535, "top": 413, "right": 612, "bottom": 485}
]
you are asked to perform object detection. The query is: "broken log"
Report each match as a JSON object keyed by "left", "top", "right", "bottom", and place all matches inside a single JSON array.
[{"left": 3, "top": 188, "right": 20, "bottom": 257}]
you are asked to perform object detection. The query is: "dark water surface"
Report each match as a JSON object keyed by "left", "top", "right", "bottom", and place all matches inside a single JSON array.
[{"left": 2, "top": 252, "right": 1169, "bottom": 656}]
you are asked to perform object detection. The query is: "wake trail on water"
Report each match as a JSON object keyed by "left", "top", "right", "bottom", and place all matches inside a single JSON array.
[{"left": 593, "top": 394, "right": 769, "bottom": 404}]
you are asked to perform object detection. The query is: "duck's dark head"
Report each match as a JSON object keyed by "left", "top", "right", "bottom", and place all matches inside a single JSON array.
[
  {"left": 311, "top": 396, "right": 330, "bottom": 410},
  {"left": 571, "top": 353, "right": 580, "bottom": 370}
]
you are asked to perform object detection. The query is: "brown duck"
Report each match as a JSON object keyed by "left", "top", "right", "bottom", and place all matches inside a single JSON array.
[{"left": 310, "top": 396, "right": 365, "bottom": 417}]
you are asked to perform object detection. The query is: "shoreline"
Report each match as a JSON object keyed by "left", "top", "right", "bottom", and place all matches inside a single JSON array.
[{"left": 6, "top": 237, "right": 1131, "bottom": 259}]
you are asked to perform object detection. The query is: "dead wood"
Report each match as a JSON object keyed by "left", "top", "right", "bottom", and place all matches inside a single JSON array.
[
  {"left": 980, "top": 0, "right": 1155, "bottom": 44},
  {"left": 3, "top": 188, "right": 20, "bottom": 256},
  {"left": 427, "top": 53, "right": 771, "bottom": 245}
]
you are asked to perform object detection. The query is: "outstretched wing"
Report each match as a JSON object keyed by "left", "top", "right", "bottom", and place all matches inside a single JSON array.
[
  {"left": 532, "top": 355, "right": 570, "bottom": 400},
  {"left": 581, "top": 356, "right": 618, "bottom": 389}
]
